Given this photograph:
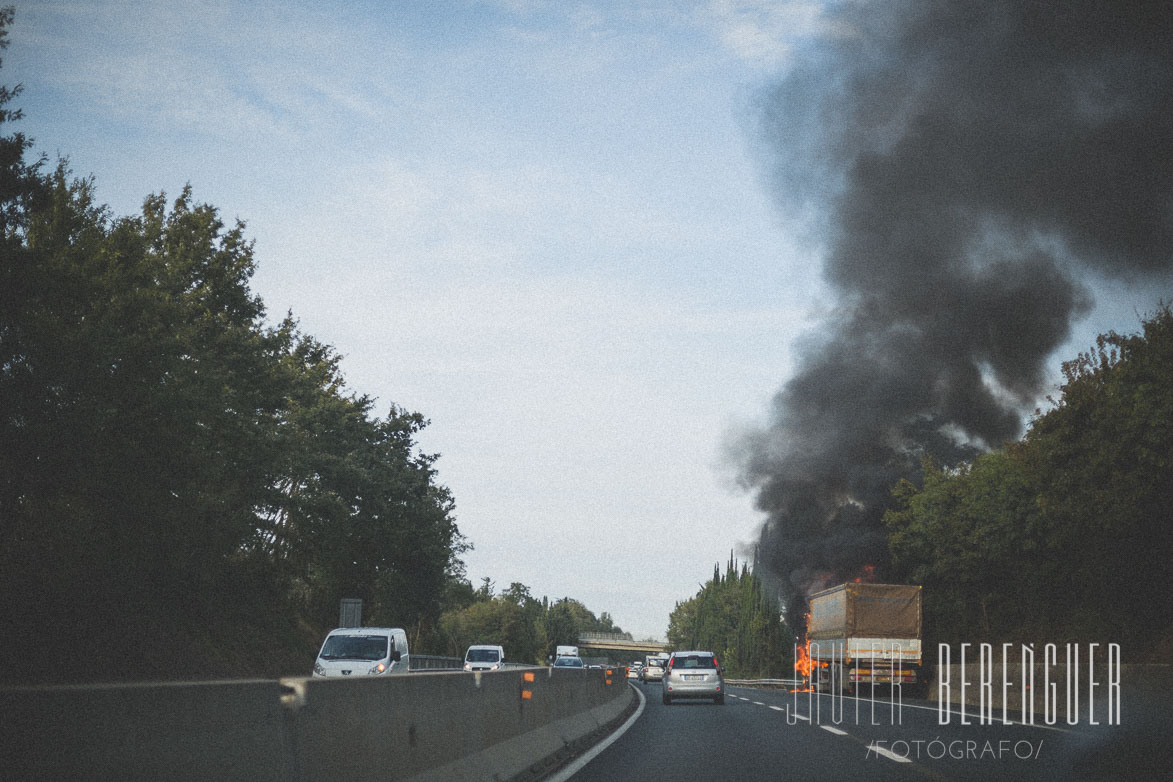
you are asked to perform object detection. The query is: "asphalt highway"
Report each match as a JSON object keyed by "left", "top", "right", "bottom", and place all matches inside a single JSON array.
[{"left": 565, "top": 680, "right": 1166, "bottom": 781}]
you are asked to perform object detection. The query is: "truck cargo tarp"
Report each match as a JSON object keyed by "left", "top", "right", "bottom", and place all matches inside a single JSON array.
[{"left": 807, "top": 584, "right": 921, "bottom": 640}]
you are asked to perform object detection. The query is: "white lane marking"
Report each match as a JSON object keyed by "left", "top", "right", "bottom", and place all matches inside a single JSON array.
[
  {"left": 545, "top": 684, "right": 646, "bottom": 782},
  {"left": 753, "top": 701, "right": 765, "bottom": 706},
  {"left": 801, "top": 693, "right": 1074, "bottom": 734},
  {"left": 761, "top": 702, "right": 913, "bottom": 765},
  {"left": 869, "top": 744, "right": 912, "bottom": 764}
]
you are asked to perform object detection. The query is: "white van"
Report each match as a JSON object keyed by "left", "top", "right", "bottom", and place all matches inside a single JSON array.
[
  {"left": 555, "top": 645, "right": 579, "bottom": 658},
  {"left": 313, "top": 627, "right": 410, "bottom": 677},
  {"left": 464, "top": 644, "right": 505, "bottom": 671}
]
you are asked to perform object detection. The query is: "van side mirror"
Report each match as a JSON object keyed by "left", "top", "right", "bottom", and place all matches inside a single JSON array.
[{"left": 391, "top": 651, "right": 402, "bottom": 662}]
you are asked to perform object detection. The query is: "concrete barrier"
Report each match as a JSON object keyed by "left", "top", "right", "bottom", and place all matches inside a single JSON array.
[
  {"left": 284, "top": 666, "right": 632, "bottom": 781},
  {"left": 395, "top": 669, "right": 633, "bottom": 782},
  {"left": 0, "top": 679, "right": 293, "bottom": 781},
  {"left": 0, "top": 667, "right": 634, "bottom": 782}
]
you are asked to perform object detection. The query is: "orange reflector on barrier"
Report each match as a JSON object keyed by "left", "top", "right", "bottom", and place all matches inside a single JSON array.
[
  {"left": 606, "top": 679, "right": 612, "bottom": 685},
  {"left": 523, "top": 672, "right": 535, "bottom": 682},
  {"left": 521, "top": 689, "right": 533, "bottom": 700}
]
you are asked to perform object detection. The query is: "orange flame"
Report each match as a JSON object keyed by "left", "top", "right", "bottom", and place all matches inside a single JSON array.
[
  {"left": 791, "top": 611, "right": 830, "bottom": 692},
  {"left": 795, "top": 612, "right": 813, "bottom": 677},
  {"left": 852, "top": 564, "right": 877, "bottom": 583},
  {"left": 795, "top": 640, "right": 813, "bottom": 678}
]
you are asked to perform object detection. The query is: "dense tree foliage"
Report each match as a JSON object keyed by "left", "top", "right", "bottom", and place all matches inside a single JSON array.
[
  {"left": 885, "top": 306, "right": 1173, "bottom": 659},
  {"left": 436, "top": 581, "right": 629, "bottom": 664},
  {"left": 667, "top": 556, "right": 792, "bottom": 678},
  {"left": 0, "top": 14, "right": 467, "bottom": 683}
]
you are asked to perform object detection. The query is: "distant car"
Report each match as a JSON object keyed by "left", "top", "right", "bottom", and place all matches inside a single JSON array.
[
  {"left": 464, "top": 644, "right": 505, "bottom": 672},
  {"left": 626, "top": 666, "right": 640, "bottom": 679},
  {"left": 553, "top": 656, "right": 585, "bottom": 668},
  {"left": 661, "top": 650, "right": 723, "bottom": 705},
  {"left": 640, "top": 662, "right": 665, "bottom": 683}
]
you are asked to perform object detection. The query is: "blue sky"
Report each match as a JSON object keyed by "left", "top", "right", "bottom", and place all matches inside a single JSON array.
[{"left": 8, "top": 1, "right": 1166, "bottom": 641}]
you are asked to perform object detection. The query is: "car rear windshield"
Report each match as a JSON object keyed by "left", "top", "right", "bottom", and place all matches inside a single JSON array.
[
  {"left": 467, "top": 649, "right": 501, "bottom": 662},
  {"left": 319, "top": 635, "right": 389, "bottom": 661},
  {"left": 672, "top": 655, "right": 716, "bottom": 669}
]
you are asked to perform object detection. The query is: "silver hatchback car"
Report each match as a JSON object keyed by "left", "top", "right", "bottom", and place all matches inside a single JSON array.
[{"left": 661, "top": 651, "right": 724, "bottom": 705}]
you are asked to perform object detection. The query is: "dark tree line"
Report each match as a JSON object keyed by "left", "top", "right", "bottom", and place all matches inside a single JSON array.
[
  {"left": 0, "top": 11, "right": 466, "bottom": 683},
  {"left": 885, "top": 306, "right": 1173, "bottom": 660}
]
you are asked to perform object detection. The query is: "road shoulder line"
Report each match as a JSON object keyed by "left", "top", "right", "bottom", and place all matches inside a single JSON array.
[{"left": 545, "top": 684, "right": 646, "bottom": 782}]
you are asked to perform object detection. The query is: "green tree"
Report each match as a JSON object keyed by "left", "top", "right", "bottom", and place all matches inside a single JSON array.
[
  {"left": 1024, "top": 306, "right": 1173, "bottom": 649},
  {"left": 0, "top": 6, "right": 46, "bottom": 244},
  {"left": 667, "top": 559, "right": 790, "bottom": 677},
  {"left": 436, "top": 585, "right": 623, "bottom": 664},
  {"left": 885, "top": 452, "right": 1051, "bottom": 646},
  {"left": 0, "top": 12, "right": 469, "bottom": 681},
  {"left": 0, "top": 170, "right": 293, "bottom": 680},
  {"left": 883, "top": 306, "right": 1173, "bottom": 657},
  {"left": 540, "top": 598, "right": 582, "bottom": 659},
  {"left": 439, "top": 599, "right": 526, "bottom": 657}
]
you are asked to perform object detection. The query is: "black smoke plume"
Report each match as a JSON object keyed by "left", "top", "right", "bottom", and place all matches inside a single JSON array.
[{"left": 739, "top": 0, "right": 1173, "bottom": 627}]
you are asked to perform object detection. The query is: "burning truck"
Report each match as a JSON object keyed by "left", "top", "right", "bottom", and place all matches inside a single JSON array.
[{"left": 800, "top": 583, "right": 923, "bottom": 695}]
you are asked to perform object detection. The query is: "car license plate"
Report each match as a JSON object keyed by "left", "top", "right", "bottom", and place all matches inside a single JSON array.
[{"left": 684, "top": 675, "right": 703, "bottom": 681}]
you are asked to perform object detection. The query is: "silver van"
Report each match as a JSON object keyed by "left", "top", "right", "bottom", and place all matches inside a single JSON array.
[
  {"left": 464, "top": 644, "right": 505, "bottom": 671},
  {"left": 313, "top": 627, "right": 410, "bottom": 677}
]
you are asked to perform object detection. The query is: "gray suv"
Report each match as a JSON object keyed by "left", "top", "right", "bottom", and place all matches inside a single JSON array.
[{"left": 661, "top": 651, "right": 724, "bottom": 705}]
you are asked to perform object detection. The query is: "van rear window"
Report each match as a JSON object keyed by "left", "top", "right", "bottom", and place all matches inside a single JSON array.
[{"left": 320, "top": 635, "right": 389, "bottom": 661}]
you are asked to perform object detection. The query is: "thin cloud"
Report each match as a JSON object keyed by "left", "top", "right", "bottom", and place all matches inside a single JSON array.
[
  {"left": 703, "top": 0, "right": 849, "bottom": 69},
  {"left": 19, "top": 0, "right": 396, "bottom": 142}
]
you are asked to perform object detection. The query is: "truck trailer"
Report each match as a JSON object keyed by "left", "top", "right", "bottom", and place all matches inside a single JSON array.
[{"left": 806, "top": 583, "right": 923, "bottom": 694}]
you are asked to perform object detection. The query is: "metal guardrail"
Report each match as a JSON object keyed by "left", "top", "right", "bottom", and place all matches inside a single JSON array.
[
  {"left": 412, "top": 656, "right": 538, "bottom": 671},
  {"left": 724, "top": 678, "right": 803, "bottom": 688},
  {"left": 410, "top": 654, "right": 463, "bottom": 670}
]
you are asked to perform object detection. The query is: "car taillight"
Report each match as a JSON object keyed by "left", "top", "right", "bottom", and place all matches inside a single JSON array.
[{"left": 713, "top": 657, "right": 719, "bottom": 669}]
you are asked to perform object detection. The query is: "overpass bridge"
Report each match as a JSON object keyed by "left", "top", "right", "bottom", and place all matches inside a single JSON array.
[{"left": 578, "top": 632, "right": 667, "bottom": 656}]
